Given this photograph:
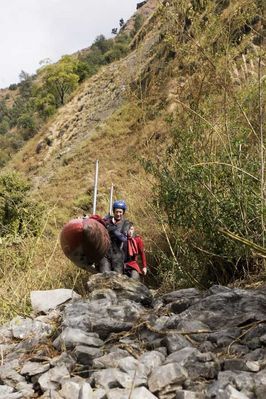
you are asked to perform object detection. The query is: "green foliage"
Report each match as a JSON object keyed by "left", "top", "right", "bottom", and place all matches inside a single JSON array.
[
  {"left": 40, "top": 55, "right": 80, "bottom": 106},
  {"left": 73, "top": 194, "right": 92, "bottom": 213},
  {"left": 104, "top": 34, "right": 130, "bottom": 63},
  {"left": 0, "top": 151, "right": 10, "bottom": 167},
  {"left": 92, "top": 35, "right": 113, "bottom": 53},
  {"left": 0, "top": 117, "right": 10, "bottom": 135},
  {"left": 17, "top": 113, "right": 36, "bottom": 131},
  {"left": 134, "top": 14, "right": 145, "bottom": 34},
  {"left": 143, "top": 0, "right": 265, "bottom": 287},
  {"left": 0, "top": 29, "right": 131, "bottom": 168},
  {"left": 0, "top": 172, "right": 43, "bottom": 239},
  {"left": 18, "top": 71, "right": 34, "bottom": 98},
  {"left": 34, "top": 92, "right": 57, "bottom": 120},
  {"left": 8, "top": 83, "right": 18, "bottom": 90}
]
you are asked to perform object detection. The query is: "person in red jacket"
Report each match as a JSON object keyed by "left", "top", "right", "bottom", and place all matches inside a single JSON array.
[{"left": 124, "top": 222, "right": 147, "bottom": 280}]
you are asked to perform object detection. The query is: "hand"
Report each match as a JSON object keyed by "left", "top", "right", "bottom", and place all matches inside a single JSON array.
[{"left": 142, "top": 267, "right": 147, "bottom": 275}]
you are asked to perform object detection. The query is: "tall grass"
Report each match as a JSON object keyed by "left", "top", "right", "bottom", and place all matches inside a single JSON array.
[{"left": 142, "top": 0, "right": 265, "bottom": 288}]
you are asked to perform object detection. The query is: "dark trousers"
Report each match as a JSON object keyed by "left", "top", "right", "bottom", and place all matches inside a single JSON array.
[{"left": 96, "top": 245, "right": 124, "bottom": 274}]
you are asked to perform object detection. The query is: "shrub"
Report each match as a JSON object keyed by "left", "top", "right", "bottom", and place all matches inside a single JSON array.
[
  {"left": 8, "top": 83, "right": 18, "bottom": 90},
  {"left": 0, "top": 151, "right": 10, "bottom": 167},
  {"left": 0, "top": 118, "right": 10, "bottom": 135},
  {"left": 143, "top": 0, "right": 265, "bottom": 287},
  {"left": 134, "top": 14, "right": 145, "bottom": 34},
  {"left": 0, "top": 172, "right": 43, "bottom": 239}
]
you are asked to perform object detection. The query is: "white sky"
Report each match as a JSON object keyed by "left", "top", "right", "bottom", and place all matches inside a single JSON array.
[{"left": 0, "top": 0, "right": 138, "bottom": 89}]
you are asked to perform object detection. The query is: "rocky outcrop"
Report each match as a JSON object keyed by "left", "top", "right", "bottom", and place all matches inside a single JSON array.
[{"left": 0, "top": 273, "right": 265, "bottom": 398}]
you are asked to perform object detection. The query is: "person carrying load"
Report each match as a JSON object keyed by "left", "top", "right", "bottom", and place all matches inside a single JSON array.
[{"left": 96, "top": 200, "right": 130, "bottom": 273}]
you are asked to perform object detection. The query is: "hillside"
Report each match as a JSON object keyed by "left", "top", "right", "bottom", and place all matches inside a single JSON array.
[{"left": 0, "top": 0, "right": 265, "bottom": 321}]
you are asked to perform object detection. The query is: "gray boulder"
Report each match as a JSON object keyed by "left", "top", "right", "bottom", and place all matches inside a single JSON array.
[{"left": 31, "top": 289, "right": 80, "bottom": 313}]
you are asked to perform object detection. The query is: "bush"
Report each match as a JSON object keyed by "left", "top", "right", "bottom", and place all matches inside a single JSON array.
[
  {"left": 0, "top": 172, "right": 43, "bottom": 239},
  {"left": 8, "top": 83, "right": 18, "bottom": 90},
  {"left": 0, "top": 151, "right": 10, "bottom": 167},
  {"left": 134, "top": 14, "right": 145, "bottom": 34},
  {"left": 143, "top": 0, "right": 264, "bottom": 288},
  {"left": 0, "top": 118, "right": 10, "bottom": 135},
  {"left": 92, "top": 35, "right": 113, "bottom": 53}
]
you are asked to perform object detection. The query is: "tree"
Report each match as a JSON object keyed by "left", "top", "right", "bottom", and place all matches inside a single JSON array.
[
  {"left": 40, "top": 55, "right": 80, "bottom": 106},
  {"left": 19, "top": 70, "right": 34, "bottom": 98}
]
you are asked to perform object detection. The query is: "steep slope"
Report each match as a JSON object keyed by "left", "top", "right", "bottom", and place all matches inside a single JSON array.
[
  {"left": 1, "top": 0, "right": 264, "bottom": 322},
  {"left": 9, "top": 0, "right": 165, "bottom": 243}
]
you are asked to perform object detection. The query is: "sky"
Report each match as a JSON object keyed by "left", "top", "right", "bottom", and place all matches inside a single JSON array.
[{"left": 0, "top": 0, "right": 138, "bottom": 89}]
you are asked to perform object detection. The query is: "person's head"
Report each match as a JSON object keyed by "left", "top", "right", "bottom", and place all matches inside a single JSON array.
[
  {"left": 127, "top": 222, "right": 134, "bottom": 237},
  {"left": 112, "top": 200, "right": 127, "bottom": 221}
]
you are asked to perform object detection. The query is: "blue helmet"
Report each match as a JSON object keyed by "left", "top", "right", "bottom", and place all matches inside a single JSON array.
[{"left": 113, "top": 200, "right": 127, "bottom": 212}]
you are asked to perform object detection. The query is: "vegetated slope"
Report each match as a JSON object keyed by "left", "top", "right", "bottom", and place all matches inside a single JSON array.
[
  {"left": 0, "top": 0, "right": 165, "bottom": 314},
  {"left": 1, "top": 0, "right": 264, "bottom": 321}
]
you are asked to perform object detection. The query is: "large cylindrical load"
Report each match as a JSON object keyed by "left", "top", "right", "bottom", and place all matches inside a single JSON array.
[{"left": 60, "top": 217, "right": 110, "bottom": 270}]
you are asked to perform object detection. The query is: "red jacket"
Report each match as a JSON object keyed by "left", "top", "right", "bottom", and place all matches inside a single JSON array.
[{"left": 125, "top": 235, "right": 147, "bottom": 274}]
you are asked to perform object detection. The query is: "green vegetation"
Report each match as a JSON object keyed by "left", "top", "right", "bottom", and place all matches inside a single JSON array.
[
  {"left": 143, "top": 0, "right": 265, "bottom": 288},
  {"left": 0, "top": 32, "right": 131, "bottom": 167},
  {"left": 0, "top": 172, "right": 43, "bottom": 239}
]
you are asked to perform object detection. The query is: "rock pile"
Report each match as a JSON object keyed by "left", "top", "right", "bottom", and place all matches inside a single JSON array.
[{"left": 0, "top": 272, "right": 266, "bottom": 398}]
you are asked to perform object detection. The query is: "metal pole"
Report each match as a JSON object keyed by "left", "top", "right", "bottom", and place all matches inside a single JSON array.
[
  {"left": 109, "top": 183, "right": 114, "bottom": 215},
  {"left": 92, "top": 160, "right": 99, "bottom": 214}
]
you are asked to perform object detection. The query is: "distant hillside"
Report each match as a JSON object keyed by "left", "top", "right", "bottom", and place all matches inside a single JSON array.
[{"left": 0, "top": 1, "right": 158, "bottom": 168}]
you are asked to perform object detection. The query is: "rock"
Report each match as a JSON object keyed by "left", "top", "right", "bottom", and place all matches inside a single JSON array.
[
  {"left": 38, "top": 365, "right": 70, "bottom": 392},
  {"left": 139, "top": 350, "right": 166, "bottom": 375},
  {"left": 208, "top": 327, "right": 241, "bottom": 347},
  {"left": 148, "top": 363, "right": 188, "bottom": 393},
  {"left": 175, "top": 320, "right": 210, "bottom": 343},
  {"left": 244, "top": 348, "right": 266, "bottom": 361},
  {"left": 74, "top": 345, "right": 103, "bottom": 365},
  {"left": 164, "top": 347, "right": 219, "bottom": 380},
  {"left": 59, "top": 378, "right": 93, "bottom": 399},
  {"left": 107, "top": 386, "right": 158, "bottom": 398},
  {"left": 223, "top": 359, "right": 248, "bottom": 372},
  {"left": 162, "top": 333, "right": 192, "bottom": 354},
  {"left": 118, "top": 356, "right": 147, "bottom": 385},
  {"left": 92, "top": 349, "right": 129, "bottom": 369},
  {"left": 176, "top": 391, "right": 205, "bottom": 399},
  {"left": 161, "top": 288, "right": 201, "bottom": 304},
  {"left": 1, "top": 278, "right": 266, "bottom": 399},
  {"left": 61, "top": 298, "right": 142, "bottom": 340},
  {"left": 0, "top": 360, "right": 26, "bottom": 387},
  {"left": 92, "top": 388, "right": 106, "bottom": 399},
  {"left": 260, "top": 333, "right": 266, "bottom": 344},
  {"left": 221, "top": 384, "right": 250, "bottom": 398},
  {"left": 0, "top": 385, "right": 14, "bottom": 395},
  {"left": 40, "top": 391, "right": 64, "bottom": 398},
  {"left": 180, "top": 288, "right": 266, "bottom": 331},
  {"left": 10, "top": 316, "right": 52, "bottom": 340},
  {"left": 90, "top": 368, "right": 134, "bottom": 389},
  {"left": 20, "top": 361, "right": 50, "bottom": 376},
  {"left": 86, "top": 272, "right": 153, "bottom": 306},
  {"left": 89, "top": 288, "right": 117, "bottom": 303},
  {"left": 53, "top": 327, "right": 103, "bottom": 350},
  {"left": 50, "top": 352, "right": 76, "bottom": 371},
  {"left": 246, "top": 361, "right": 260, "bottom": 372},
  {"left": 14, "top": 381, "right": 35, "bottom": 398},
  {"left": 31, "top": 289, "right": 80, "bottom": 313},
  {"left": 0, "top": 322, "right": 13, "bottom": 341},
  {"left": 0, "top": 393, "right": 24, "bottom": 399}
]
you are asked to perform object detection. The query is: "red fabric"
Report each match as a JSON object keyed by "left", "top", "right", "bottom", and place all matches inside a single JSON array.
[
  {"left": 126, "top": 235, "right": 147, "bottom": 274},
  {"left": 89, "top": 214, "right": 107, "bottom": 228},
  {"left": 128, "top": 237, "right": 139, "bottom": 257}
]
